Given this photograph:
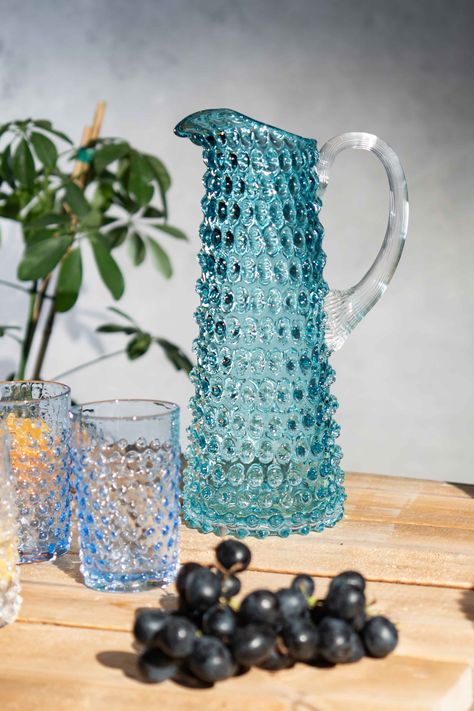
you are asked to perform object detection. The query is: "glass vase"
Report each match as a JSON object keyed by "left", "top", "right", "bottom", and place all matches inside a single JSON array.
[
  {"left": 0, "top": 381, "right": 73, "bottom": 563},
  {"left": 73, "top": 399, "right": 181, "bottom": 592},
  {"left": 0, "top": 427, "right": 22, "bottom": 626}
]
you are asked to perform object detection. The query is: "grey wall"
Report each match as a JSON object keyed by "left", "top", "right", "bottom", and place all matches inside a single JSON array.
[{"left": 0, "top": 0, "right": 473, "bottom": 483}]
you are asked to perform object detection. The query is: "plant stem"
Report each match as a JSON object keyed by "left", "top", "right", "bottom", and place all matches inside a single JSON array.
[
  {"left": 33, "top": 275, "right": 53, "bottom": 321},
  {"left": 0, "top": 278, "right": 53, "bottom": 299},
  {"left": 51, "top": 349, "right": 125, "bottom": 381},
  {"left": 31, "top": 290, "right": 57, "bottom": 379},
  {"left": 16, "top": 283, "right": 38, "bottom": 379}
]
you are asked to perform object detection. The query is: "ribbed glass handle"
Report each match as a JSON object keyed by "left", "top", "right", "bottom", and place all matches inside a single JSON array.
[{"left": 317, "top": 132, "right": 409, "bottom": 352}]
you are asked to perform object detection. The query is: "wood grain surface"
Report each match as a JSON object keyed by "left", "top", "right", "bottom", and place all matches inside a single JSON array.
[{"left": 1, "top": 472, "right": 473, "bottom": 711}]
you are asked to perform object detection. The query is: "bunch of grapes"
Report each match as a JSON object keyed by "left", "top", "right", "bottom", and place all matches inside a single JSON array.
[{"left": 134, "top": 539, "right": 398, "bottom": 687}]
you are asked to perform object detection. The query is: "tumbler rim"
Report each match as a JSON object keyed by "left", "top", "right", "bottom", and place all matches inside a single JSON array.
[
  {"left": 77, "top": 398, "right": 179, "bottom": 422},
  {"left": 0, "top": 380, "right": 71, "bottom": 405}
]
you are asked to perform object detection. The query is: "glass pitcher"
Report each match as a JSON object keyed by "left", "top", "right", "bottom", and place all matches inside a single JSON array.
[{"left": 175, "top": 108, "right": 408, "bottom": 538}]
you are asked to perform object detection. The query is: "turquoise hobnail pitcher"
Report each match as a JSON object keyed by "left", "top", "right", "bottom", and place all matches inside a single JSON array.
[{"left": 175, "top": 109, "right": 408, "bottom": 538}]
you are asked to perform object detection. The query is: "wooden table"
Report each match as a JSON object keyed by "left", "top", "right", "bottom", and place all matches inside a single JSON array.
[{"left": 1, "top": 472, "right": 473, "bottom": 710}]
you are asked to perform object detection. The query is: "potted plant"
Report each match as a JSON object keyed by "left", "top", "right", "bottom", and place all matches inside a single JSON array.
[{"left": 0, "top": 103, "right": 192, "bottom": 382}]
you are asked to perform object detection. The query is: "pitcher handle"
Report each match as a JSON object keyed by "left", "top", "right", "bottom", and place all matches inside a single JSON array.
[{"left": 317, "top": 132, "right": 408, "bottom": 352}]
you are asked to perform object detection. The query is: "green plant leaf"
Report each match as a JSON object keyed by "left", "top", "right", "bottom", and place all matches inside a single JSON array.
[
  {"left": 129, "top": 232, "right": 146, "bottom": 265},
  {"left": 131, "top": 152, "right": 155, "bottom": 183},
  {"left": 0, "top": 145, "right": 15, "bottom": 188},
  {"left": 145, "top": 155, "right": 171, "bottom": 192},
  {"left": 145, "top": 154, "right": 170, "bottom": 216},
  {"left": 24, "top": 228, "right": 57, "bottom": 245},
  {"left": 33, "top": 121, "right": 73, "bottom": 145},
  {"left": 0, "top": 190, "right": 21, "bottom": 220},
  {"left": 96, "top": 323, "right": 137, "bottom": 335},
  {"left": 155, "top": 337, "right": 193, "bottom": 374},
  {"left": 147, "top": 237, "right": 172, "bottom": 278},
  {"left": 27, "top": 212, "right": 70, "bottom": 229},
  {"left": 105, "top": 226, "right": 128, "bottom": 249},
  {"left": 0, "top": 325, "right": 20, "bottom": 337},
  {"left": 17, "top": 234, "right": 73, "bottom": 281},
  {"left": 127, "top": 332, "right": 152, "bottom": 360},
  {"left": 13, "top": 139, "right": 35, "bottom": 190},
  {"left": 81, "top": 209, "right": 102, "bottom": 229},
  {"left": 30, "top": 132, "right": 58, "bottom": 169},
  {"left": 143, "top": 206, "right": 165, "bottom": 219},
  {"left": 55, "top": 247, "right": 83, "bottom": 312},
  {"left": 0, "top": 123, "right": 12, "bottom": 140},
  {"left": 128, "top": 154, "right": 154, "bottom": 206},
  {"left": 112, "top": 188, "right": 140, "bottom": 214},
  {"left": 116, "top": 156, "right": 130, "bottom": 181},
  {"left": 155, "top": 224, "right": 188, "bottom": 240},
  {"left": 89, "top": 234, "right": 125, "bottom": 300},
  {"left": 65, "top": 183, "right": 90, "bottom": 218},
  {"left": 92, "top": 183, "right": 114, "bottom": 211},
  {"left": 107, "top": 307, "right": 138, "bottom": 324},
  {"left": 93, "top": 142, "right": 129, "bottom": 173}
]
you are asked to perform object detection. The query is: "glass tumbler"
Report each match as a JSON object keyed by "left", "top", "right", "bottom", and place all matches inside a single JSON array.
[
  {"left": 74, "top": 400, "right": 181, "bottom": 592},
  {"left": 0, "top": 428, "right": 22, "bottom": 626},
  {"left": 0, "top": 381, "right": 73, "bottom": 563}
]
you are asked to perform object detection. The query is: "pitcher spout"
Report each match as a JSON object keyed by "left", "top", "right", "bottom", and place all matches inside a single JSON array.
[
  {"left": 175, "top": 108, "right": 237, "bottom": 146},
  {"left": 175, "top": 108, "right": 316, "bottom": 152}
]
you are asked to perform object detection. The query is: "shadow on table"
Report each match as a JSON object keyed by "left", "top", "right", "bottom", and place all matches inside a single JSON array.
[
  {"left": 451, "top": 482, "right": 474, "bottom": 499},
  {"left": 97, "top": 649, "right": 224, "bottom": 689},
  {"left": 53, "top": 552, "right": 84, "bottom": 585},
  {"left": 460, "top": 589, "right": 474, "bottom": 628},
  {"left": 452, "top": 483, "right": 474, "bottom": 627},
  {"left": 97, "top": 651, "right": 143, "bottom": 682}
]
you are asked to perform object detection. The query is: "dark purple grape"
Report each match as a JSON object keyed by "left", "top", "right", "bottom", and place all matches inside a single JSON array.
[
  {"left": 257, "top": 649, "right": 295, "bottom": 671},
  {"left": 346, "top": 631, "right": 365, "bottom": 663},
  {"left": 216, "top": 539, "right": 251, "bottom": 573},
  {"left": 311, "top": 602, "right": 329, "bottom": 626},
  {"left": 176, "top": 562, "right": 203, "bottom": 597},
  {"left": 239, "top": 590, "right": 279, "bottom": 627},
  {"left": 188, "top": 635, "right": 236, "bottom": 682},
  {"left": 362, "top": 616, "right": 398, "bottom": 658},
  {"left": 318, "top": 617, "right": 354, "bottom": 664},
  {"left": 326, "top": 583, "right": 365, "bottom": 621},
  {"left": 133, "top": 609, "right": 169, "bottom": 646},
  {"left": 282, "top": 619, "right": 319, "bottom": 662},
  {"left": 291, "top": 574, "right": 315, "bottom": 598},
  {"left": 351, "top": 610, "right": 367, "bottom": 632},
  {"left": 218, "top": 571, "right": 241, "bottom": 599},
  {"left": 173, "top": 665, "right": 214, "bottom": 689},
  {"left": 176, "top": 598, "right": 204, "bottom": 627},
  {"left": 277, "top": 588, "right": 308, "bottom": 624},
  {"left": 138, "top": 649, "right": 179, "bottom": 683},
  {"left": 329, "top": 571, "right": 366, "bottom": 593},
  {"left": 231, "top": 624, "right": 276, "bottom": 666},
  {"left": 185, "top": 567, "right": 222, "bottom": 611},
  {"left": 154, "top": 615, "right": 197, "bottom": 659},
  {"left": 202, "top": 605, "right": 236, "bottom": 642}
]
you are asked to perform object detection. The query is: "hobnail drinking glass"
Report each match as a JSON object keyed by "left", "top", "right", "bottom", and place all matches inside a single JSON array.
[
  {"left": 0, "top": 428, "right": 21, "bottom": 626},
  {"left": 73, "top": 399, "right": 181, "bottom": 592},
  {"left": 0, "top": 381, "right": 73, "bottom": 563}
]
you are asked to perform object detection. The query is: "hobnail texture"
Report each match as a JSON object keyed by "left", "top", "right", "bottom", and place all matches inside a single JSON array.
[
  {"left": 175, "top": 109, "right": 345, "bottom": 537},
  {"left": 0, "top": 430, "right": 22, "bottom": 626},
  {"left": 0, "top": 381, "right": 73, "bottom": 563},
  {"left": 74, "top": 400, "right": 180, "bottom": 592}
]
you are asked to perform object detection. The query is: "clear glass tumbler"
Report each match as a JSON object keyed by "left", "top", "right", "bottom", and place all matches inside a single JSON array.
[
  {"left": 0, "top": 428, "right": 22, "bottom": 626},
  {"left": 0, "top": 381, "right": 73, "bottom": 563},
  {"left": 74, "top": 400, "right": 181, "bottom": 592}
]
